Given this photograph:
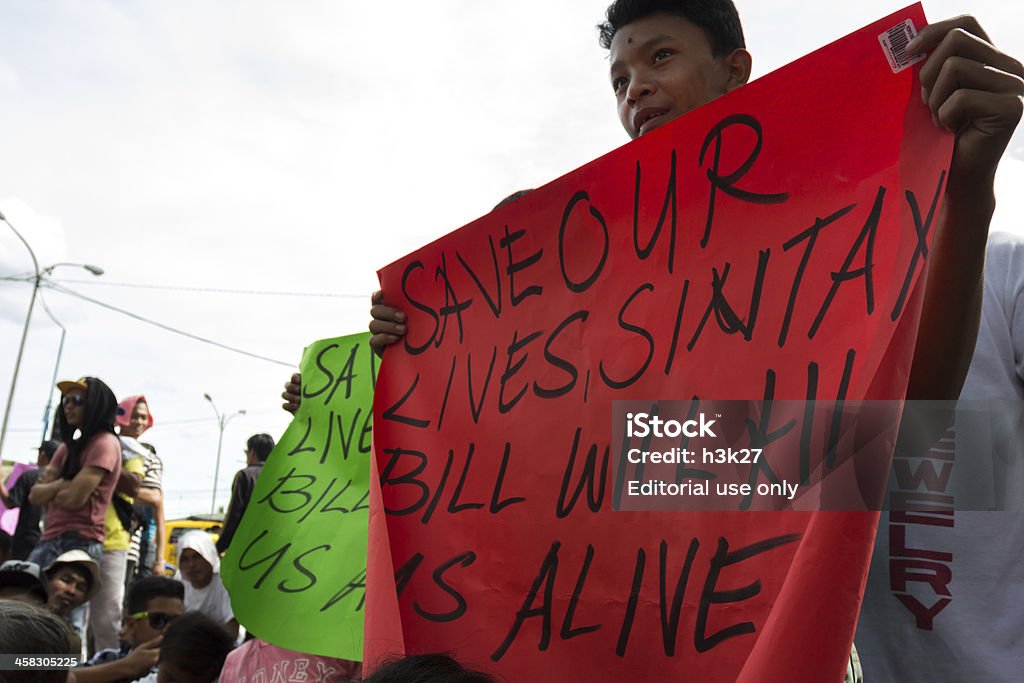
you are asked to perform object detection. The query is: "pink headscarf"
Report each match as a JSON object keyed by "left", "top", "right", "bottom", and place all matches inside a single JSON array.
[{"left": 116, "top": 395, "right": 154, "bottom": 429}]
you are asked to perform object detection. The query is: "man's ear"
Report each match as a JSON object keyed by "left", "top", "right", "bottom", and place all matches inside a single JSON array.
[{"left": 723, "top": 48, "right": 753, "bottom": 92}]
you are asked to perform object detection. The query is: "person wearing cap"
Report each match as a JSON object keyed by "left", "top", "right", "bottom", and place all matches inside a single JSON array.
[
  {"left": 44, "top": 549, "right": 100, "bottom": 618},
  {"left": 0, "top": 439, "right": 59, "bottom": 560},
  {"left": 27, "top": 377, "right": 123, "bottom": 570},
  {"left": 117, "top": 395, "right": 166, "bottom": 579},
  {"left": 89, "top": 395, "right": 151, "bottom": 653},
  {"left": 38, "top": 549, "right": 97, "bottom": 662},
  {"left": 0, "top": 559, "right": 50, "bottom": 604}
]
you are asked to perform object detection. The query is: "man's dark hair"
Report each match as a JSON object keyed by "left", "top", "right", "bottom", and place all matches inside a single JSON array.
[
  {"left": 56, "top": 376, "right": 118, "bottom": 480},
  {"left": 364, "top": 654, "right": 497, "bottom": 683},
  {"left": 0, "top": 601, "right": 76, "bottom": 682},
  {"left": 246, "top": 433, "right": 275, "bottom": 463},
  {"left": 159, "top": 611, "right": 234, "bottom": 682},
  {"left": 597, "top": 0, "right": 745, "bottom": 56},
  {"left": 126, "top": 576, "right": 184, "bottom": 614},
  {"left": 493, "top": 189, "right": 534, "bottom": 211}
]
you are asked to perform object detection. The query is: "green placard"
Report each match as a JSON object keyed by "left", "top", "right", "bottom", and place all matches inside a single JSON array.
[{"left": 221, "top": 333, "right": 375, "bottom": 661}]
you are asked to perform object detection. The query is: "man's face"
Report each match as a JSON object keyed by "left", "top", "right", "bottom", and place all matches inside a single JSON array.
[
  {"left": 122, "top": 401, "right": 150, "bottom": 438},
  {"left": 61, "top": 389, "right": 87, "bottom": 428},
  {"left": 609, "top": 13, "right": 741, "bottom": 139},
  {"left": 123, "top": 595, "right": 183, "bottom": 647},
  {"left": 47, "top": 566, "right": 89, "bottom": 615},
  {"left": 178, "top": 549, "right": 213, "bottom": 589}
]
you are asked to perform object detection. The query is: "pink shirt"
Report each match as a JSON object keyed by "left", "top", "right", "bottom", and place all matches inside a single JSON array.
[
  {"left": 42, "top": 432, "right": 121, "bottom": 543},
  {"left": 218, "top": 639, "right": 362, "bottom": 682}
]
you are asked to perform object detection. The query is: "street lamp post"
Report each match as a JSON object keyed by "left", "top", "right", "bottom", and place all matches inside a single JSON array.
[
  {"left": 204, "top": 393, "right": 245, "bottom": 514},
  {"left": 38, "top": 294, "right": 66, "bottom": 441},
  {"left": 0, "top": 210, "right": 40, "bottom": 459},
  {"left": 0, "top": 208, "right": 106, "bottom": 456}
]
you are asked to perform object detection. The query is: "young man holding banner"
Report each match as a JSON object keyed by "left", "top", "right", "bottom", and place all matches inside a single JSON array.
[
  {"left": 369, "top": 0, "right": 1023, "bottom": 403},
  {"left": 273, "top": 2, "right": 1024, "bottom": 680}
]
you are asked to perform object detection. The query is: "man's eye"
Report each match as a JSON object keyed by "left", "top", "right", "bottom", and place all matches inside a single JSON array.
[
  {"left": 653, "top": 48, "right": 672, "bottom": 62},
  {"left": 612, "top": 77, "right": 627, "bottom": 93}
]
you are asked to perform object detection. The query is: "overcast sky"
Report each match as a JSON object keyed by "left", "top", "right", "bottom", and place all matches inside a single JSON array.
[{"left": 1, "top": 0, "right": 1021, "bottom": 518}]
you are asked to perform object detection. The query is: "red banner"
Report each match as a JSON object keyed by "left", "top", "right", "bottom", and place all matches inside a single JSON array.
[{"left": 368, "top": 5, "right": 952, "bottom": 680}]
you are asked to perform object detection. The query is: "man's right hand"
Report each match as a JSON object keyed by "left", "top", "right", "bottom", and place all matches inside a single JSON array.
[
  {"left": 282, "top": 373, "right": 302, "bottom": 415},
  {"left": 285, "top": 289, "right": 408, "bottom": 413},
  {"left": 369, "top": 289, "right": 407, "bottom": 357},
  {"left": 123, "top": 635, "right": 162, "bottom": 673}
]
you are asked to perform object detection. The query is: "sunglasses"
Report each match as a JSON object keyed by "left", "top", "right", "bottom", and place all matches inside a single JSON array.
[
  {"left": 129, "top": 610, "right": 179, "bottom": 630},
  {"left": 61, "top": 395, "right": 86, "bottom": 407}
]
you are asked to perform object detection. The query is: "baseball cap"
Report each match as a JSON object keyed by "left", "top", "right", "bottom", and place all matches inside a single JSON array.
[
  {"left": 44, "top": 550, "right": 101, "bottom": 603},
  {"left": 56, "top": 377, "right": 89, "bottom": 396},
  {"left": 0, "top": 560, "right": 50, "bottom": 604}
]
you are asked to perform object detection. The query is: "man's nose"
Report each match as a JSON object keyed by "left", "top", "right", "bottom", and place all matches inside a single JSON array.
[{"left": 626, "top": 74, "right": 654, "bottom": 103}]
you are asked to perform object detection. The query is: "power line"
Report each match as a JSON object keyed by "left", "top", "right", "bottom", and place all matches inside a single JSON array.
[
  {"left": 158, "top": 417, "right": 219, "bottom": 426},
  {"left": 52, "top": 278, "right": 370, "bottom": 299},
  {"left": 47, "top": 283, "right": 295, "bottom": 368}
]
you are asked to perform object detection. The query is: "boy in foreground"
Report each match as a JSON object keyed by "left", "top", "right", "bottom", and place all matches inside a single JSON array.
[
  {"left": 363, "top": 0, "right": 1024, "bottom": 405},
  {"left": 281, "top": 1, "right": 1021, "bottom": 679}
]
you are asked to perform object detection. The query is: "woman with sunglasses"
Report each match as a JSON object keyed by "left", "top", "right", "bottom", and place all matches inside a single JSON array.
[{"left": 27, "top": 377, "right": 123, "bottom": 570}]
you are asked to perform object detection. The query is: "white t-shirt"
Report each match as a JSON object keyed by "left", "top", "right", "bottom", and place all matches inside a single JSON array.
[{"left": 856, "top": 231, "right": 1024, "bottom": 681}]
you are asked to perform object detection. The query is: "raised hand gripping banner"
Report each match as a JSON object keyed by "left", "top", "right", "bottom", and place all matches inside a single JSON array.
[
  {"left": 368, "top": 5, "right": 952, "bottom": 680},
  {"left": 221, "top": 333, "right": 375, "bottom": 661}
]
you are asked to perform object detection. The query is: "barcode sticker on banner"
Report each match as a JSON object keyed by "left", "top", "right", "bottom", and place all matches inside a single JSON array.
[{"left": 879, "top": 19, "right": 925, "bottom": 73}]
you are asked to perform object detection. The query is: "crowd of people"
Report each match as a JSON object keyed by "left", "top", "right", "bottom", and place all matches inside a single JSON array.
[
  {"left": 0, "top": 377, "right": 285, "bottom": 682},
  {"left": 1, "top": 0, "right": 1021, "bottom": 681}
]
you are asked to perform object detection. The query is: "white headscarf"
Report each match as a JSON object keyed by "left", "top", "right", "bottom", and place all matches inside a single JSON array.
[{"left": 177, "top": 530, "right": 220, "bottom": 574}]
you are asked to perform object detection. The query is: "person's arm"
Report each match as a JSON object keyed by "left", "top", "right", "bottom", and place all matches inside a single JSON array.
[
  {"left": 904, "top": 17, "right": 1024, "bottom": 400},
  {"left": 114, "top": 469, "right": 142, "bottom": 497},
  {"left": 2, "top": 470, "right": 34, "bottom": 510},
  {"left": 75, "top": 638, "right": 161, "bottom": 683},
  {"left": 28, "top": 465, "right": 68, "bottom": 505},
  {"left": 134, "top": 486, "right": 160, "bottom": 507},
  {"left": 51, "top": 466, "right": 107, "bottom": 510},
  {"left": 225, "top": 617, "right": 240, "bottom": 641}
]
